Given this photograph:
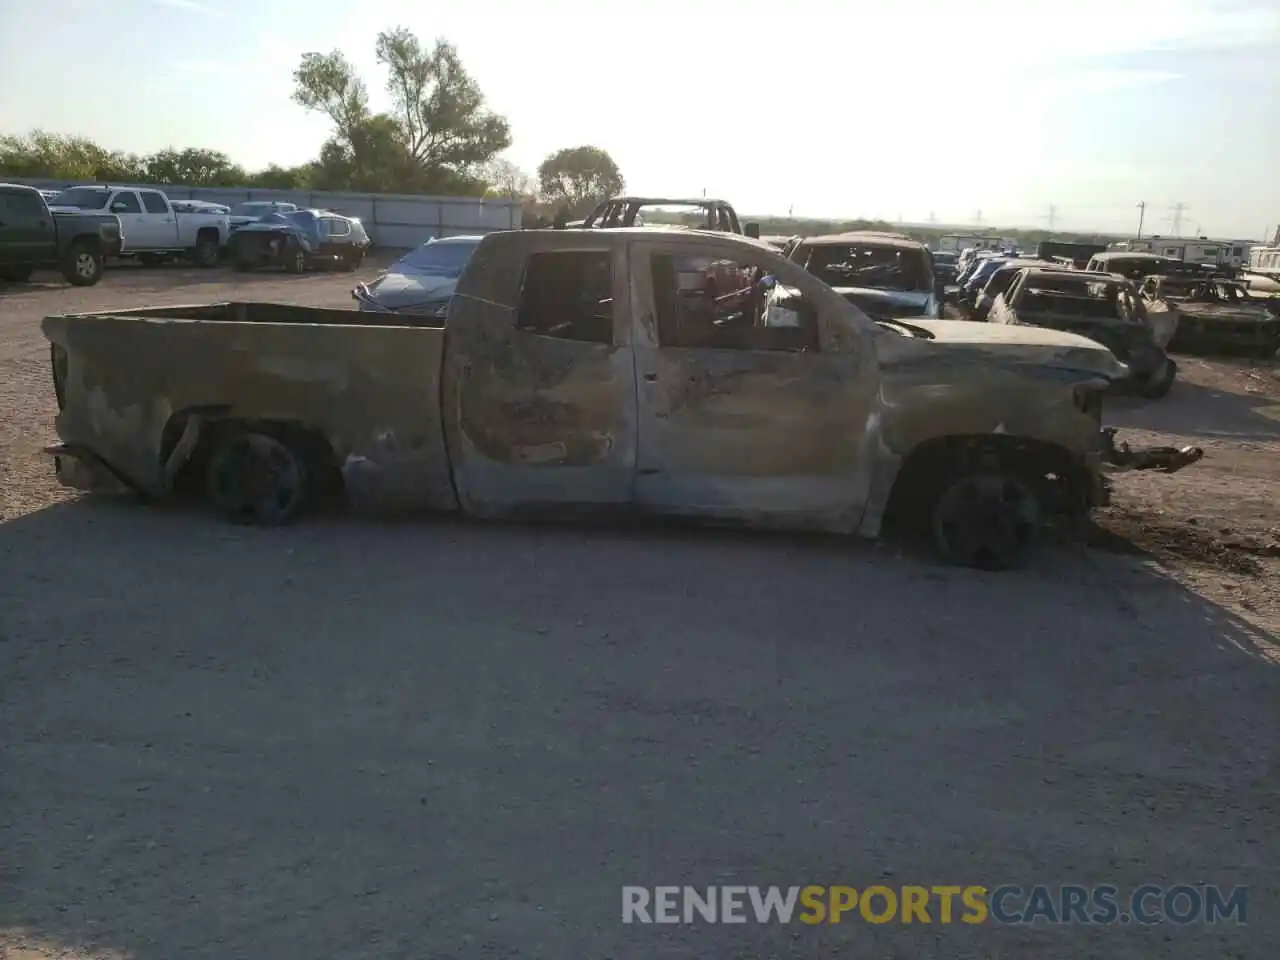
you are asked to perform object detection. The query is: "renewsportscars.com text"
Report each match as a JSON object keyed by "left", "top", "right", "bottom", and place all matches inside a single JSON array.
[{"left": 621, "top": 885, "right": 1248, "bottom": 926}]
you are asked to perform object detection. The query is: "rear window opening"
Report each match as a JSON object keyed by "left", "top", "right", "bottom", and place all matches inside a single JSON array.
[{"left": 801, "top": 244, "right": 932, "bottom": 292}]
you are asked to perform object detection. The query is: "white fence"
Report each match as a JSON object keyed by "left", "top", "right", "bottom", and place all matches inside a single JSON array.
[{"left": 11, "top": 178, "right": 520, "bottom": 248}]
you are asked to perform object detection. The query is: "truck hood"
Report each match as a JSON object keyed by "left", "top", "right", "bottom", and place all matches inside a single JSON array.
[{"left": 879, "top": 318, "right": 1129, "bottom": 380}]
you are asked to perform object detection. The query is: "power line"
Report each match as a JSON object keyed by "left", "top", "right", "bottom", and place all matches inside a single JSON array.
[{"left": 1169, "top": 202, "right": 1188, "bottom": 237}]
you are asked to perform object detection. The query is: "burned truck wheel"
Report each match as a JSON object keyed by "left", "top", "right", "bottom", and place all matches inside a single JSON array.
[
  {"left": 1136, "top": 355, "right": 1177, "bottom": 400},
  {"left": 931, "top": 471, "right": 1042, "bottom": 571},
  {"left": 205, "top": 430, "right": 308, "bottom": 526}
]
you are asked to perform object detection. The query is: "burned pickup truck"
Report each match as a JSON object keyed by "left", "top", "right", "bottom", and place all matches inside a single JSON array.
[
  {"left": 1139, "top": 275, "right": 1280, "bottom": 358},
  {"left": 988, "top": 268, "right": 1178, "bottom": 399},
  {"left": 573, "top": 196, "right": 761, "bottom": 238},
  {"left": 783, "top": 232, "right": 941, "bottom": 320},
  {"left": 43, "top": 227, "right": 1201, "bottom": 571}
]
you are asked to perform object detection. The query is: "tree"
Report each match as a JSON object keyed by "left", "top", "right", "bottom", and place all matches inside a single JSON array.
[
  {"left": 244, "top": 163, "right": 312, "bottom": 190},
  {"left": 145, "top": 147, "right": 245, "bottom": 186},
  {"left": 0, "top": 130, "right": 145, "bottom": 182},
  {"left": 374, "top": 28, "right": 510, "bottom": 172},
  {"left": 537, "top": 146, "right": 624, "bottom": 213},
  {"left": 483, "top": 158, "right": 533, "bottom": 198},
  {"left": 292, "top": 28, "right": 510, "bottom": 194}
]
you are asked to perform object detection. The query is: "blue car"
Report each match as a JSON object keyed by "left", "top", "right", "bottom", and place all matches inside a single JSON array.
[
  {"left": 230, "top": 209, "right": 370, "bottom": 272},
  {"left": 351, "top": 235, "right": 483, "bottom": 320}
]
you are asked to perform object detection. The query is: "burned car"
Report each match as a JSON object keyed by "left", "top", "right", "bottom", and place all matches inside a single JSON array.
[
  {"left": 229, "top": 209, "right": 370, "bottom": 273},
  {"left": 784, "top": 231, "right": 940, "bottom": 320},
  {"left": 1140, "top": 275, "right": 1280, "bottom": 357},
  {"left": 576, "top": 196, "right": 761, "bottom": 238},
  {"left": 42, "top": 227, "right": 1201, "bottom": 572},
  {"left": 988, "top": 268, "right": 1177, "bottom": 398}
]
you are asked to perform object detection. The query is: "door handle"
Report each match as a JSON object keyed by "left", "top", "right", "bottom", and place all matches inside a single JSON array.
[{"left": 643, "top": 372, "right": 657, "bottom": 382}]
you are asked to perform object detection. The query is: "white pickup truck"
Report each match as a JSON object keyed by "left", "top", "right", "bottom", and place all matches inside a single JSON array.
[{"left": 48, "top": 185, "right": 230, "bottom": 267}]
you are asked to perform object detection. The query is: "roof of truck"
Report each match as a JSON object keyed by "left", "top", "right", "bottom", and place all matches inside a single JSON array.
[{"left": 795, "top": 231, "right": 927, "bottom": 251}]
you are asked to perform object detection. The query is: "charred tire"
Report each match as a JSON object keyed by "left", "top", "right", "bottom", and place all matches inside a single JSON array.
[
  {"left": 0, "top": 264, "right": 34, "bottom": 282},
  {"left": 1136, "top": 355, "right": 1177, "bottom": 400},
  {"left": 62, "top": 242, "right": 103, "bottom": 287},
  {"left": 931, "top": 471, "right": 1042, "bottom": 571},
  {"left": 205, "top": 430, "right": 309, "bottom": 526},
  {"left": 192, "top": 234, "right": 220, "bottom": 268}
]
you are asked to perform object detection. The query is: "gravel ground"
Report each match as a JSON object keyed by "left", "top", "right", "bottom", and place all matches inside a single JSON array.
[{"left": 1, "top": 261, "right": 1277, "bottom": 959}]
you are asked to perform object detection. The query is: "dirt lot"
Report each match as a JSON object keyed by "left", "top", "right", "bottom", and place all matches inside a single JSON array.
[{"left": 1, "top": 262, "right": 1277, "bottom": 959}]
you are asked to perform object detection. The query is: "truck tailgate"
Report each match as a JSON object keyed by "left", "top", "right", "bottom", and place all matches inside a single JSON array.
[{"left": 42, "top": 308, "right": 457, "bottom": 512}]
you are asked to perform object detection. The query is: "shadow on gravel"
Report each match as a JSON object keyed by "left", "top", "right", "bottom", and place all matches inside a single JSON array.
[
  {"left": 1105, "top": 376, "right": 1280, "bottom": 442},
  {"left": 1, "top": 496, "right": 1276, "bottom": 960}
]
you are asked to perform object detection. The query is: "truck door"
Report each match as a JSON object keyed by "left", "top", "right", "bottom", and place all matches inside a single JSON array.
[
  {"left": 440, "top": 234, "right": 638, "bottom": 517},
  {"left": 0, "top": 189, "right": 57, "bottom": 262},
  {"left": 138, "top": 190, "right": 177, "bottom": 247},
  {"left": 108, "top": 190, "right": 150, "bottom": 251},
  {"left": 628, "top": 235, "right": 879, "bottom": 531}
]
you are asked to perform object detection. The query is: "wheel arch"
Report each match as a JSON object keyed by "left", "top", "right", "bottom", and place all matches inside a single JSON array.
[
  {"left": 159, "top": 408, "right": 344, "bottom": 500},
  {"left": 878, "top": 432, "right": 1094, "bottom": 536}
]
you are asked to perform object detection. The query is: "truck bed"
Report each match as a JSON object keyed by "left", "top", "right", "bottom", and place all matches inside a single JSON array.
[{"left": 42, "top": 302, "right": 456, "bottom": 512}]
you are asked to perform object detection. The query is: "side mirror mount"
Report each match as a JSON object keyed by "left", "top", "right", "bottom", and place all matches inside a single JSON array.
[{"left": 743, "top": 221, "right": 760, "bottom": 239}]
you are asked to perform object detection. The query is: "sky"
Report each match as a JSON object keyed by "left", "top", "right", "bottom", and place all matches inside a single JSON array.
[{"left": 2, "top": 0, "right": 1279, "bottom": 237}]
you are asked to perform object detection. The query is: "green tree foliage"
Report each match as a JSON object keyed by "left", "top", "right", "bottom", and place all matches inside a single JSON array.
[
  {"left": 0, "top": 131, "right": 146, "bottom": 182},
  {"left": 292, "top": 28, "right": 510, "bottom": 194},
  {"left": 536, "top": 146, "right": 624, "bottom": 215},
  {"left": 144, "top": 147, "right": 246, "bottom": 186},
  {"left": 0, "top": 31, "right": 622, "bottom": 202}
]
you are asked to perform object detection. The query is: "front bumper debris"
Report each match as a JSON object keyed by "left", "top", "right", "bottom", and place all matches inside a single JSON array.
[
  {"left": 1100, "top": 428, "right": 1204, "bottom": 474},
  {"left": 43, "top": 442, "right": 131, "bottom": 493}
]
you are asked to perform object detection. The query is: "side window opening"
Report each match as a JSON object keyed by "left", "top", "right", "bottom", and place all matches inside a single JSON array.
[
  {"left": 110, "top": 192, "right": 142, "bottom": 214},
  {"left": 140, "top": 191, "right": 168, "bottom": 214},
  {"left": 516, "top": 250, "right": 614, "bottom": 344},
  {"left": 650, "top": 252, "right": 818, "bottom": 353}
]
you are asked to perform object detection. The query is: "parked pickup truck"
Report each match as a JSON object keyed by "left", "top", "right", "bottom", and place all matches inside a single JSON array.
[
  {"left": 47, "top": 185, "right": 229, "bottom": 267},
  {"left": 0, "top": 182, "right": 123, "bottom": 286},
  {"left": 42, "top": 227, "right": 1203, "bottom": 570}
]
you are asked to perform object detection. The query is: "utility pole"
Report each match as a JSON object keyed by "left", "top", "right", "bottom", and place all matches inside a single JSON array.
[
  {"left": 1169, "top": 202, "right": 1188, "bottom": 237},
  {"left": 1136, "top": 201, "right": 1146, "bottom": 239},
  {"left": 974, "top": 209, "right": 983, "bottom": 226},
  {"left": 1045, "top": 204, "right": 1058, "bottom": 232}
]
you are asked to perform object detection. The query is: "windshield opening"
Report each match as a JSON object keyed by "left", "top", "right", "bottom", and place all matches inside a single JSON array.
[
  {"left": 394, "top": 240, "right": 479, "bottom": 276},
  {"left": 50, "top": 187, "right": 110, "bottom": 210},
  {"left": 802, "top": 244, "right": 931, "bottom": 292}
]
